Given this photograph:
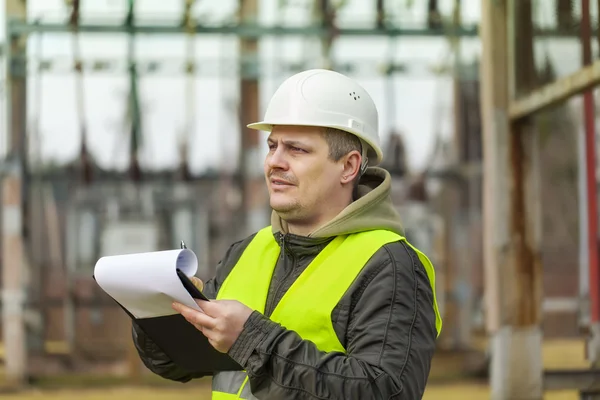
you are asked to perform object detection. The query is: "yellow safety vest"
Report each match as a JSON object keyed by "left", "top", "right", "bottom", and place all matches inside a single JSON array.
[{"left": 212, "top": 226, "right": 441, "bottom": 399}]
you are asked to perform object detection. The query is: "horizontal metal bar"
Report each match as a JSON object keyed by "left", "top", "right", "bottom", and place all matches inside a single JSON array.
[
  {"left": 8, "top": 19, "right": 593, "bottom": 38},
  {"left": 424, "top": 161, "right": 483, "bottom": 181},
  {"left": 8, "top": 19, "right": 480, "bottom": 37},
  {"left": 10, "top": 57, "right": 464, "bottom": 78},
  {"left": 509, "top": 60, "right": 600, "bottom": 120},
  {"left": 544, "top": 369, "right": 600, "bottom": 392},
  {"left": 543, "top": 297, "right": 581, "bottom": 313}
]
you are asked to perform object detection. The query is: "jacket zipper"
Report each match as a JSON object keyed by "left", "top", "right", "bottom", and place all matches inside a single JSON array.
[
  {"left": 279, "top": 234, "right": 286, "bottom": 260},
  {"left": 266, "top": 234, "right": 295, "bottom": 317}
]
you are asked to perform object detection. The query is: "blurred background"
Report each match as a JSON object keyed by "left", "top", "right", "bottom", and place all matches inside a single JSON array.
[{"left": 0, "top": 0, "right": 596, "bottom": 399}]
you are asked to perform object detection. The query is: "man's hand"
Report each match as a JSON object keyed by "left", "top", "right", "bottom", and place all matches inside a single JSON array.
[{"left": 172, "top": 299, "right": 254, "bottom": 354}]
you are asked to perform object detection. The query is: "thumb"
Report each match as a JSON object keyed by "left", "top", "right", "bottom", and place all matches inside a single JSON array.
[
  {"left": 196, "top": 297, "right": 221, "bottom": 316},
  {"left": 190, "top": 276, "right": 204, "bottom": 291}
]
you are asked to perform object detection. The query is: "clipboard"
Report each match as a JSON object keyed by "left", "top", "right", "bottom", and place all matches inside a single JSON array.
[{"left": 93, "top": 274, "right": 243, "bottom": 376}]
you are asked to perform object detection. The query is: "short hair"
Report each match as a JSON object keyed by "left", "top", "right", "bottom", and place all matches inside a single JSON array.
[{"left": 321, "top": 127, "right": 362, "bottom": 161}]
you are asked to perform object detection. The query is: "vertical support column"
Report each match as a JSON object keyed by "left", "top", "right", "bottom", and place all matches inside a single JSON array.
[
  {"left": 450, "top": 0, "right": 473, "bottom": 350},
  {"left": 427, "top": 0, "right": 442, "bottom": 29},
  {"left": 179, "top": 0, "right": 196, "bottom": 182},
  {"left": 579, "top": 99, "right": 591, "bottom": 329},
  {"left": 511, "top": 0, "right": 543, "bottom": 333},
  {"left": 480, "top": 0, "right": 543, "bottom": 399},
  {"left": 480, "top": 0, "right": 508, "bottom": 348},
  {"left": 126, "top": 0, "right": 142, "bottom": 183},
  {"left": 376, "top": 0, "right": 384, "bottom": 29},
  {"left": 556, "top": 0, "right": 575, "bottom": 32},
  {"left": 2, "top": 0, "right": 28, "bottom": 388},
  {"left": 581, "top": 0, "right": 600, "bottom": 366},
  {"left": 64, "top": 202, "right": 78, "bottom": 357},
  {"left": 238, "top": 0, "right": 261, "bottom": 236},
  {"left": 2, "top": 168, "right": 26, "bottom": 387},
  {"left": 316, "top": 0, "right": 334, "bottom": 69}
]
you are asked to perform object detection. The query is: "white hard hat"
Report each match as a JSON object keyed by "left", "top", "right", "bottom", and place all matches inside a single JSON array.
[{"left": 247, "top": 69, "right": 382, "bottom": 166}]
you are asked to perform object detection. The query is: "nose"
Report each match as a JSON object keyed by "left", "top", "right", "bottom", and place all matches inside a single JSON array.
[{"left": 266, "top": 145, "right": 289, "bottom": 171}]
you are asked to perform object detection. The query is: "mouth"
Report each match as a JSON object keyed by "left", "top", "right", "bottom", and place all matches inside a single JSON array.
[{"left": 270, "top": 178, "right": 294, "bottom": 186}]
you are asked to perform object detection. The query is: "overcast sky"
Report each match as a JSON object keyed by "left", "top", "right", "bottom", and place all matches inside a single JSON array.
[{"left": 0, "top": 0, "right": 588, "bottom": 175}]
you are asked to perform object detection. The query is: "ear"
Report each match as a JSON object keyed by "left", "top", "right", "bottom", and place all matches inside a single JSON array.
[{"left": 340, "top": 150, "right": 362, "bottom": 185}]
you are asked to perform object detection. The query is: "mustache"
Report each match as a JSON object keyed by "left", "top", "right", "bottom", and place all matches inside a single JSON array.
[{"left": 268, "top": 171, "right": 298, "bottom": 185}]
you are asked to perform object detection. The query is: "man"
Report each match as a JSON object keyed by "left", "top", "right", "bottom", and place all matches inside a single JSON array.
[{"left": 132, "top": 69, "right": 441, "bottom": 399}]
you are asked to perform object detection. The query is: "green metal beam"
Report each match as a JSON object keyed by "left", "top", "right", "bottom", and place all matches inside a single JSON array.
[
  {"left": 8, "top": 57, "right": 478, "bottom": 80},
  {"left": 8, "top": 19, "right": 593, "bottom": 38},
  {"left": 9, "top": 19, "right": 480, "bottom": 37},
  {"left": 7, "top": 19, "right": 594, "bottom": 38}
]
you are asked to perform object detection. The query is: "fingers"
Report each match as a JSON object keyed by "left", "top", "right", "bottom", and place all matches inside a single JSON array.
[
  {"left": 190, "top": 276, "right": 204, "bottom": 291},
  {"left": 172, "top": 302, "right": 216, "bottom": 330}
]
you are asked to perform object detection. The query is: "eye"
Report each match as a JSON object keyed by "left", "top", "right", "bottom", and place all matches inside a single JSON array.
[
  {"left": 291, "top": 146, "right": 306, "bottom": 153},
  {"left": 268, "top": 143, "right": 277, "bottom": 151}
]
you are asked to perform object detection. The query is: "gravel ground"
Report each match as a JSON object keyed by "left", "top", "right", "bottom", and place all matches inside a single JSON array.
[{"left": 0, "top": 384, "right": 581, "bottom": 400}]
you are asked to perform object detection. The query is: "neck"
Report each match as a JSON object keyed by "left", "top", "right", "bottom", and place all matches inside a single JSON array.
[
  {"left": 284, "top": 193, "right": 353, "bottom": 237},
  {"left": 286, "top": 219, "right": 326, "bottom": 237}
]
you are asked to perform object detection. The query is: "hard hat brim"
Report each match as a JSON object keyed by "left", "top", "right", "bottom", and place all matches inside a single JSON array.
[{"left": 247, "top": 121, "right": 383, "bottom": 166}]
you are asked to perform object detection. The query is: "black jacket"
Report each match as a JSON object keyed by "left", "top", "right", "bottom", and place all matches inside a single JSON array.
[{"left": 132, "top": 167, "right": 439, "bottom": 399}]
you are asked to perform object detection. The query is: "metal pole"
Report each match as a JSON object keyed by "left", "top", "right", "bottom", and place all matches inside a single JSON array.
[
  {"left": 126, "top": 0, "right": 142, "bottom": 183},
  {"left": 581, "top": 0, "right": 600, "bottom": 365},
  {"left": 179, "top": 0, "right": 196, "bottom": 182},
  {"left": 2, "top": 0, "right": 28, "bottom": 388},
  {"left": 1, "top": 164, "right": 27, "bottom": 388},
  {"left": 237, "top": 0, "right": 260, "bottom": 237},
  {"left": 6, "top": 20, "right": 481, "bottom": 37},
  {"left": 317, "top": 0, "right": 335, "bottom": 69},
  {"left": 579, "top": 97, "right": 591, "bottom": 329},
  {"left": 451, "top": 0, "right": 473, "bottom": 350}
]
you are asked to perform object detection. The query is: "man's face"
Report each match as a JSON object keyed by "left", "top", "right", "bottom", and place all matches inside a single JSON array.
[{"left": 264, "top": 125, "right": 344, "bottom": 224}]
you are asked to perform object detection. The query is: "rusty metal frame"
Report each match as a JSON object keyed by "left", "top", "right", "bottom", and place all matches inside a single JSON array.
[
  {"left": 509, "top": 59, "right": 600, "bottom": 121},
  {"left": 498, "top": 0, "right": 600, "bottom": 397},
  {"left": 505, "top": 1, "right": 600, "bottom": 344}
]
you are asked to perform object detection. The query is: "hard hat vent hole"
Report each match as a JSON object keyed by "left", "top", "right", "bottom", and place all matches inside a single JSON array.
[{"left": 349, "top": 91, "right": 360, "bottom": 100}]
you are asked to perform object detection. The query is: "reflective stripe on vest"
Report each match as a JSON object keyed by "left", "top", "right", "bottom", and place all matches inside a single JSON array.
[{"left": 211, "top": 227, "right": 442, "bottom": 399}]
